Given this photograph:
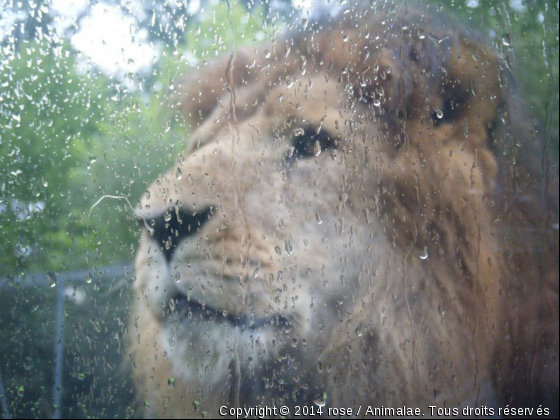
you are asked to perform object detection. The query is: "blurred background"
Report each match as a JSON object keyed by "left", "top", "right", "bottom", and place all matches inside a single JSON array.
[{"left": 0, "top": 0, "right": 558, "bottom": 418}]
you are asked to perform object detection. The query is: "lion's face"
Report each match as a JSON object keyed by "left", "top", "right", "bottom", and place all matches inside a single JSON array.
[
  {"left": 135, "top": 74, "right": 392, "bottom": 408},
  {"left": 131, "top": 6, "right": 559, "bottom": 419}
]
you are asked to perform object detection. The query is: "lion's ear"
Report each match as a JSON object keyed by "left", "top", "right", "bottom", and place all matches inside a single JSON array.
[
  {"left": 348, "top": 30, "right": 502, "bottom": 152},
  {"left": 445, "top": 38, "right": 502, "bottom": 143},
  {"left": 174, "top": 49, "right": 256, "bottom": 128}
]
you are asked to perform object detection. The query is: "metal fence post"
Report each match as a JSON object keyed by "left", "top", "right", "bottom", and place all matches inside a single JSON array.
[
  {"left": 0, "top": 368, "right": 11, "bottom": 419},
  {"left": 52, "top": 273, "right": 66, "bottom": 420}
]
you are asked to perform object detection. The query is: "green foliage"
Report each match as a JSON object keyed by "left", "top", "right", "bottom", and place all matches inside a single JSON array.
[
  {"left": 185, "top": 0, "right": 273, "bottom": 59},
  {"left": 155, "top": 0, "right": 275, "bottom": 93},
  {"left": 77, "top": 85, "right": 186, "bottom": 269},
  {"left": 0, "top": 40, "right": 106, "bottom": 275}
]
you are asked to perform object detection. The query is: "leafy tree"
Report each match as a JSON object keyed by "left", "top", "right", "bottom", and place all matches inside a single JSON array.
[
  {"left": 0, "top": 39, "right": 106, "bottom": 275},
  {"left": 77, "top": 82, "right": 186, "bottom": 269}
]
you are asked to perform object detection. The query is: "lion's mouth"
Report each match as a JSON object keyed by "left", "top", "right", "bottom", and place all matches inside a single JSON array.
[{"left": 169, "top": 295, "right": 291, "bottom": 331}]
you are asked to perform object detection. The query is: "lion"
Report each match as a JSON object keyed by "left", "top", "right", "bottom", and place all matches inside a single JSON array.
[{"left": 130, "top": 3, "right": 559, "bottom": 418}]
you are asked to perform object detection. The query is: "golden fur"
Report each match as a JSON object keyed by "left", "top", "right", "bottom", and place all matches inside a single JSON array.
[{"left": 131, "top": 4, "right": 558, "bottom": 418}]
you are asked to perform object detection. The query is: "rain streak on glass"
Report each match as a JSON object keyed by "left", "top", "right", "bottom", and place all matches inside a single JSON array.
[{"left": 0, "top": 0, "right": 558, "bottom": 419}]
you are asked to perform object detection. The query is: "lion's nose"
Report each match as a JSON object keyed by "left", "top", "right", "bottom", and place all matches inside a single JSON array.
[{"left": 141, "top": 206, "right": 214, "bottom": 263}]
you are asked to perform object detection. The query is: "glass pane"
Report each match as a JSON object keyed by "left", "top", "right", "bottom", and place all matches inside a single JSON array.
[{"left": 1, "top": 0, "right": 558, "bottom": 418}]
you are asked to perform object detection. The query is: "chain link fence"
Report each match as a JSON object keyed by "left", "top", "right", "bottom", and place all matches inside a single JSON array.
[{"left": 0, "top": 263, "right": 135, "bottom": 419}]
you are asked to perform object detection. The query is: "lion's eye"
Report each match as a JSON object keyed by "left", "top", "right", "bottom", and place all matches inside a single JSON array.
[{"left": 288, "top": 127, "right": 336, "bottom": 161}]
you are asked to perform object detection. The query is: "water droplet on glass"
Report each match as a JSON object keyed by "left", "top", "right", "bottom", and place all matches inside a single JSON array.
[
  {"left": 47, "top": 273, "right": 56, "bottom": 288},
  {"left": 462, "top": 123, "right": 469, "bottom": 138},
  {"left": 168, "top": 377, "right": 175, "bottom": 389},
  {"left": 284, "top": 239, "right": 293, "bottom": 255},
  {"left": 315, "top": 212, "right": 323, "bottom": 225},
  {"left": 501, "top": 34, "right": 511, "bottom": 47},
  {"left": 176, "top": 167, "right": 183, "bottom": 180},
  {"left": 355, "top": 324, "right": 365, "bottom": 337},
  {"left": 313, "top": 140, "right": 322, "bottom": 156},
  {"left": 434, "top": 107, "right": 444, "bottom": 119},
  {"left": 420, "top": 247, "right": 429, "bottom": 260},
  {"left": 313, "top": 393, "right": 327, "bottom": 407},
  {"left": 293, "top": 127, "right": 305, "bottom": 137},
  {"left": 286, "top": 146, "right": 295, "bottom": 159}
]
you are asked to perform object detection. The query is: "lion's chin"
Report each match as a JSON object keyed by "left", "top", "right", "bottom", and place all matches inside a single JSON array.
[{"left": 158, "top": 302, "right": 321, "bottom": 409}]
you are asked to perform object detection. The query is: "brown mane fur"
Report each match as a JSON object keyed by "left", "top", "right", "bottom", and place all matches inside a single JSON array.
[{"left": 131, "top": 4, "right": 558, "bottom": 417}]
